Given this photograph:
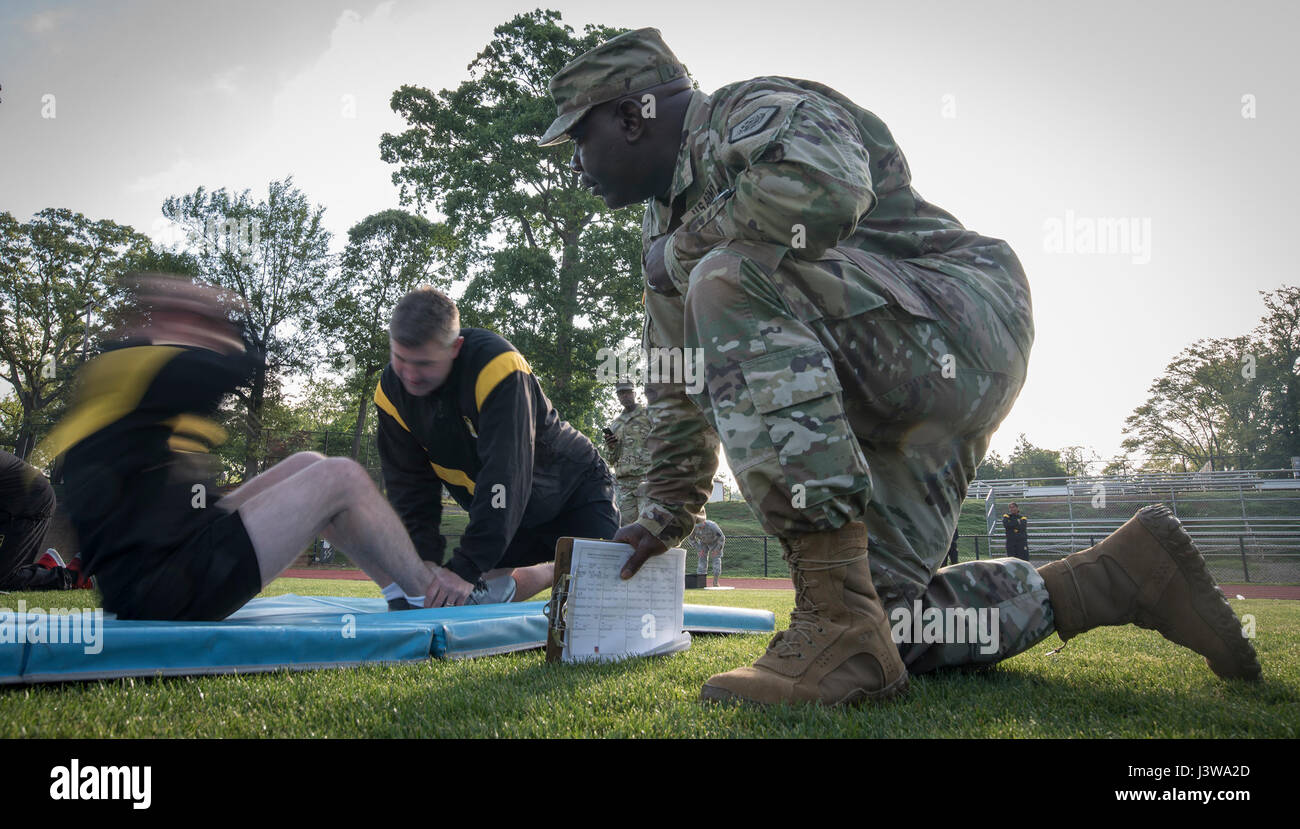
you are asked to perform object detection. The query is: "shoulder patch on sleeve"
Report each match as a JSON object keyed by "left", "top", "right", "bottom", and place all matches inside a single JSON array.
[{"left": 728, "top": 105, "right": 778, "bottom": 143}]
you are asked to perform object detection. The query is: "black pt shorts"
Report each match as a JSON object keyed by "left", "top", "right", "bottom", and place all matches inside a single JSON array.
[{"left": 97, "top": 507, "right": 263, "bottom": 622}]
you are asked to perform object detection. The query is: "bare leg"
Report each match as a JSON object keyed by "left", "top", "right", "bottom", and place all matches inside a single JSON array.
[
  {"left": 508, "top": 563, "right": 554, "bottom": 601},
  {"left": 480, "top": 564, "right": 553, "bottom": 601},
  {"left": 234, "top": 457, "right": 433, "bottom": 599},
  {"left": 220, "top": 451, "right": 327, "bottom": 512},
  {"left": 221, "top": 451, "right": 361, "bottom": 577}
]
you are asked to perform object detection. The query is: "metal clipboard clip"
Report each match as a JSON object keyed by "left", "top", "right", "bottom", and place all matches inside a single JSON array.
[{"left": 543, "top": 572, "right": 573, "bottom": 651}]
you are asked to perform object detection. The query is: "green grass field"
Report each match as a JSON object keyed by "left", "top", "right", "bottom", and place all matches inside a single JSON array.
[{"left": 2, "top": 577, "right": 1296, "bottom": 738}]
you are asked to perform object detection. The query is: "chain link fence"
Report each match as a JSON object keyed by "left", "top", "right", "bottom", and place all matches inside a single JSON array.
[
  {"left": 690, "top": 530, "right": 1300, "bottom": 583},
  {"left": 972, "top": 474, "right": 1300, "bottom": 583},
  {"left": 980, "top": 488, "right": 1300, "bottom": 538},
  {"left": 300, "top": 528, "right": 1299, "bottom": 585},
  {"left": 950, "top": 531, "right": 1299, "bottom": 584}
]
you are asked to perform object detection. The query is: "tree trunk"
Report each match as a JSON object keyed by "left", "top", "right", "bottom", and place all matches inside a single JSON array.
[
  {"left": 243, "top": 370, "right": 266, "bottom": 482},
  {"left": 351, "top": 367, "right": 376, "bottom": 460},
  {"left": 15, "top": 394, "right": 37, "bottom": 460},
  {"left": 1283, "top": 375, "right": 1300, "bottom": 460},
  {"left": 552, "top": 240, "right": 576, "bottom": 400},
  {"left": 15, "top": 426, "right": 34, "bottom": 461}
]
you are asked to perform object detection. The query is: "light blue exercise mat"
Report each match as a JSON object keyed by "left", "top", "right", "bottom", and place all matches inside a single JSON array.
[{"left": 0, "top": 595, "right": 775, "bottom": 684}]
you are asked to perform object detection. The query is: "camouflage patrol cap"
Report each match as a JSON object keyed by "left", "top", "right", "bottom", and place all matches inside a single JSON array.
[
  {"left": 615, "top": 381, "right": 636, "bottom": 391},
  {"left": 538, "top": 27, "right": 690, "bottom": 147}
]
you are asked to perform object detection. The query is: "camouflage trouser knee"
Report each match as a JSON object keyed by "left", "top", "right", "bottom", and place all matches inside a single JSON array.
[
  {"left": 696, "top": 551, "right": 722, "bottom": 578},
  {"left": 682, "top": 242, "right": 1054, "bottom": 672}
]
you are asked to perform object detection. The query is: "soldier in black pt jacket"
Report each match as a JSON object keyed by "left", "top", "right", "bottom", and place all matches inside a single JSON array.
[
  {"left": 375, "top": 286, "right": 618, "bottom": 608},
  {"left": 1003, "top": 502, "right": 1029, "bottom": 561}
]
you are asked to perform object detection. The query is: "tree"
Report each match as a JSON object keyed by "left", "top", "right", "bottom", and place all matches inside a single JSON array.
[
  {"left": 1006, "top": 434, "right": 1069, "bottom": 479},
  {"left": 0, "top": 389, "right": 23, "bottom": 451},
  {"left": 976, "top": 449, "right": 1008, "bottom": 479},
  {"left": 379, "top": 10, "right": 645, "bottom": 437},
  {"left": 129, "top": 244, "right": 202, "bottom": 279},
  {"left": 162, "top": 178, "right": 332, "bottom": 480},
  {"left": 1251, "top": 286, "right": 1300, "bottom": 467},
  {"left": 318, "top": 209, "right": 456, "bottom": 459},
  {"left": 1059, "top": 445, "right": 1102, "bottom": 477},
  {"left": 976, "top": 436, "right": 1072, "bottom": 480},
  {"left": 1117, "top": 287, "right": 1300, "bottom": 472},
  {"left": 0, "top": 209, "right": 150, "bottom": 460},
  {"left": 1122, "top": 336, "right": 1267, "bottom": 470},
  {"left": 1101, "top": 451, "right": 1136, "bottom": 476}
]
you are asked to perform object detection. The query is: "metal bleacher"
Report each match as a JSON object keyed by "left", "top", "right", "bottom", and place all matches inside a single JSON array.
[{"left": 968, "top": 469, "right": 1300, "bottom": 583}]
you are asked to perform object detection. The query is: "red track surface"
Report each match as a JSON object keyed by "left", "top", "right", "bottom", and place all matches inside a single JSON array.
[
  {"left": 283, "top": 568, "right": 370, "bottom": 581},
  {"left": 1219, "top": 584, "right": 1300, "bottom": 599},
  {"left": 277, "top": 568, "right": 1299, "bottom": 598}
]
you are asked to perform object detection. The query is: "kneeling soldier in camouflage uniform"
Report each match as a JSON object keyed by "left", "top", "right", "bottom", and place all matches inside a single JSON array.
[{"left": 540, "top": 29, "right": 1260, "bottom": 705}]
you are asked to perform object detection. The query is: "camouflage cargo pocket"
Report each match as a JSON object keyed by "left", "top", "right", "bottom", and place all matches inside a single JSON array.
[{"left": 740, "top": 344, "right": 869, "bottom": 508}]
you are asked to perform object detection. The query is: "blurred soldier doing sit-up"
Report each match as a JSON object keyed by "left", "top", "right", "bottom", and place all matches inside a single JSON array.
[{"left": 40, "top": 275, "right": 444, "bottom": 620}]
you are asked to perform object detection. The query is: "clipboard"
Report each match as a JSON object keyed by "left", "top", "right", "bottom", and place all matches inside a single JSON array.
[
  {"left": 543, "top": 536, "right": 690, "bottom": 663},
  {"left": 543, "top": 537, "right": 576, "bottom": 663}
]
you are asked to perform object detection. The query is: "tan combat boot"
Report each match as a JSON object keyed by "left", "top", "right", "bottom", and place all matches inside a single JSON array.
[
  {"left": 1037, "top": 504, "right": 1261, "bottom": 680},
  {"left": 700, "top": 522, "right": 909, "bottom": 705}
]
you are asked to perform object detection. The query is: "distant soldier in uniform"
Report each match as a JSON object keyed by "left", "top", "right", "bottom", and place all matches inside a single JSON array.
[
  {"left": 603, "top": 381, "right": 652, "bottom": 523},
  {"left": 944, "top": 528, "right": 960, "bottom": 568},
  {"left": 541, "top": 29, "right": 1260, "bottom": 704},
  {"left": 1002, "top": 502, "right": 1029, "bottom": 561},
  {"left": 687, "top": 515, "right": 725, "bottom": 586}
]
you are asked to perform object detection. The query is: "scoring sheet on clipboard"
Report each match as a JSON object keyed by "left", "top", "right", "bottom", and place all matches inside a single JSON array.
[{"left": 563, "top": 539, "right": 692, "bottom": 662}]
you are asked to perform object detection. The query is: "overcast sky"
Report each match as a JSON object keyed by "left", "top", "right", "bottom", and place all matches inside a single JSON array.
[{"left": 3, "top": 0, "right": 1297, "bottom": 467}]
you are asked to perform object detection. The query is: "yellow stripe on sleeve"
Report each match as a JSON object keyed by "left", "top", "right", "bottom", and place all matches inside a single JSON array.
[
  {"left": 430, "top": 463, "right": 476, "bottom": 495},
  {"left": 474, "top": 351, "right": 531, "bottom": 411},
  {"left": 168, "top": 436, "right": 210, "bottom": 454},
  {"left": 163, "top": 414, "right": 228, "bottom": 454},
  {"left": 373, "top": 379, "right": 413, "bottom": 433},
  {"left": 35, "top": 346, "right": 183, "bottom": 463},
  {"left": 164, "top": 414, "right": 228, "bottom": 446}
]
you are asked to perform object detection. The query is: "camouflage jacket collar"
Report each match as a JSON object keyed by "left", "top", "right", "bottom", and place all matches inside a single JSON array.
[
  {"left": 648, "top": 89, "right": 710, "bottom": 230},
  {"left": 615, "top": 403, "right": 648, "bottom": 422}
]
